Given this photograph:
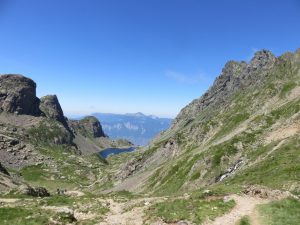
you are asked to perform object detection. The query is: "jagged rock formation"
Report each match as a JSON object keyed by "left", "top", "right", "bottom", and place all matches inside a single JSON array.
[
  {"left": 40, "top": 95, "right": 67, "bottom": 126},
  {"left": 0, "top": 74, "right": 75, "bottom": 169},
  {"left": 115, "top": 48, "right": 300, "bottom": 194},
  {"left": 0, "top": 74, "right": 41, "bottom": 115},
  {"left": 173, "top": 50, "right": 276, "bottom": 127}
]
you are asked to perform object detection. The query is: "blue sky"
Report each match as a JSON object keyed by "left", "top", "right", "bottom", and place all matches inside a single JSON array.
[{"left": 0, "top": 0, "right": 299, "bottom": 118}]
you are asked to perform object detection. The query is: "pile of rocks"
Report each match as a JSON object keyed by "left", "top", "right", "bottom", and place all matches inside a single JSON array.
[
  {"left": 0, "top": 132, "right": 46, "bottom": 168},
  {"left": 18, "top": 184, "right": 50, "bottom": 197},
  {"left": 0, "top": 162, "right": 9, "bottom": 175},
  {"left": 243, "top": 185, "right": 297, "bottom": 200}
]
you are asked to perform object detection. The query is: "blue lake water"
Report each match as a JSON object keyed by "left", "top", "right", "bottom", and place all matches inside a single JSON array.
[{"left": 99, "top": 147, "right": 136, "bottom": 158}]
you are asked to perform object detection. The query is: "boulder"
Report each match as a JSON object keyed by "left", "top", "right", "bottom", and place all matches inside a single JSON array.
[
  {"left": 0, "top": 74, "right": 41, "bottom": 115},
  {"left": 0, "top": 162, "right": 9, "bottom": 175},
  {"left": 18, "top": 184, "right": 50, "bottom": 197}
]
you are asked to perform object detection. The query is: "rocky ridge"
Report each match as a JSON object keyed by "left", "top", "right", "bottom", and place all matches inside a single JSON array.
[
  {"left": 113, "top": 48, "right": 300, "bottom": 195},
  {"left": 173, "top": 50, "right": 276, "bottom": 128}
]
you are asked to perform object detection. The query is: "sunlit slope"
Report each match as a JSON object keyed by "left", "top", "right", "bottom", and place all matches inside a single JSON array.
[{"left": 124, "top": 49, "right": 300, "bottom": 195}]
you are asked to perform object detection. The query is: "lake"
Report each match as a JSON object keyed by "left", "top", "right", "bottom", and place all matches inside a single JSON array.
[{"left": 99, "top": 147, "right": 136, "bottom": 158}]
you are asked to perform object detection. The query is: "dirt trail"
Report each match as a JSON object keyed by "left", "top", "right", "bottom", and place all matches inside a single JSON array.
[
  {"left": 97, "top": 194, "right": 270, "bottom": 225},
  {"left": 97, "top": 197, "right": 167, "bottom": 225},
  {"left": 204, "top": 194, "right": 269, "bottom": 225}
]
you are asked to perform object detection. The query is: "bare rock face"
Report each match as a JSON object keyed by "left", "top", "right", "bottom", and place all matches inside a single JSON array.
[
  {"left": 249, "top": 50, "right": 276, "bottom": 72},
  {"left": 40, "top": 95, "right": 67, "bottom": 125},
  {"left": 69, "top": 116, "right": 106, "bottom": 138},
  {"left": 0, "top": 74, "right": 41, "bottom": 115},
  {"left": 173, "top": 50, "right": 277, "bottom": 126}
]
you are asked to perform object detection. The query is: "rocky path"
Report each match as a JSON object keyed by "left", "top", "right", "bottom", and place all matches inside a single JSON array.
[
  {"left": 97, "top": 197, "right": 167, "bottom": 225},
  {"left": 97, "top": 194, "right": 270, "bottom": 225},
  {"left": 204, "top": 194, "right": 269, "bottom": 225}
]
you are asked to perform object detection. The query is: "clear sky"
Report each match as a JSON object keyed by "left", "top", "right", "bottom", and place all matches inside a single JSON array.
[{"left": 0, "top": 0, "right": 299, "bottom": 118}]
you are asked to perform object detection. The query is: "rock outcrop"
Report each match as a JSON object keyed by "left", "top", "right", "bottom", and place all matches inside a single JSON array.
[
  {"left": 0, "top": 74, "right": 76, "bottom": 169},
  {"left": 40, "top": 95, "right": 67, "bottom": 125},
  {"left": 0, "top": 74, "right": 41, "bottom": 116},
  {"left": 173, "top": 50, "right": 277, "bottom": 127},
  {"left": 69, "top": 116, "right": 106, "bottom": 138},
  {"left": 17, "top": 185, "right": 50, "bottom": 197},
  {"left": 0, "top": 162, "right": 9, "bottom": 175}
]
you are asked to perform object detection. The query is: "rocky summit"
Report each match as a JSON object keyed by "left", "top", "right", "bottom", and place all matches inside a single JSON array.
[
  {"left": 40, "top": 95, "right": 68, "bottom": 126},
  {"left": 0, "top": 49, "right": 300, "bottom": 225},
  {"left": 69, "top": 116, "right": 106, "bottom": 138},
  {"left": 0, "top": 74, "right": 41, "bottom": 116}
]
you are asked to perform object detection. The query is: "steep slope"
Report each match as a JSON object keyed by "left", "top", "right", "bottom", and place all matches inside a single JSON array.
[
  {"left": 115, "top": 49, "right": 300, "bottom": 195},
  {"left": 92, "top": 112, "right": 172, "bottom": 146}
]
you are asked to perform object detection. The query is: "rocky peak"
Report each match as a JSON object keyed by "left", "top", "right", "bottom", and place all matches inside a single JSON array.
[
  {"left": 69, "top": 116, "right": 106, "bottom": 138},
  {"left": 0, "top": 74, "right": 41, "bottom": 116},
  {"left": 173, "top": 50, "right": 278, "bottom": 126},
  {"left": 249, "top": 49, "right": 276, "bottom": 71},
  {"left": 39, "top": 95, "right": 66, "bottom": 125}
]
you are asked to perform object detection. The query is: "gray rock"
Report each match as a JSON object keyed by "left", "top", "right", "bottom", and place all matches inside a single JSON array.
[
  {"left": 18, "top": 184, "right": 50, "bottom": 197},
  {"left": 69, "top": 116, "right": 105, "bottom": 138},
  {"left": 0, "top": 74, "right": 41, "bottom": 115},
  {"left": 173, "top": 49, "right": 277, "bottom": 128},
  {"left": 0, "top": 162, "right": 9, "bottom": 175},
  {"left": 39, "top": 95, "right": 66, "bottom": 125}
]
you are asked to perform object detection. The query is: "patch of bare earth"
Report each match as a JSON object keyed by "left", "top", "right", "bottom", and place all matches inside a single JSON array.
[
  {"left": 265, "top": 122, "right": 300, "bottom": 144},
  {"left": 97, "top": 197, "right": 167, "bottom": 225}
]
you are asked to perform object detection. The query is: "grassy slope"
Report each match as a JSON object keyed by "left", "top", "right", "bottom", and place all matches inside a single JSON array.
[
  {"left": 139, "top": 52, "right": 300, "bottom": 196},
  {"left": 258, "top": 198, "right": 300, "bottom": 225}
]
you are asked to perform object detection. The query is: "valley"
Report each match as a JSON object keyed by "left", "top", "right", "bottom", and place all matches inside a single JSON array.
[{"left": 1, "top": 48, "right": 300, "bottom": 225}]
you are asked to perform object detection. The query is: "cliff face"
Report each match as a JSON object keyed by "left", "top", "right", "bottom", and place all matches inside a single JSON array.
[
  {"left": 0, "top": 74, "right": 41, "bottom": 116},
  {"left": 40, "top": 95, "right": 68, "bottom": 126},
  {"left": 69, "top": 116, "right": 106, "bottom": 138}
]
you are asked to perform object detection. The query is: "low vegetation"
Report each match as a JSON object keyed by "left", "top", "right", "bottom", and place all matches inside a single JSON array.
[
  {"left": 147, "top": 198, "right": 235, "bottom": 224},
  {"left": 259, "top": 198, "right": 300, "bottom": 225},
  {"left": 237, "top": 216, "right": 250, "bottom": 225}
]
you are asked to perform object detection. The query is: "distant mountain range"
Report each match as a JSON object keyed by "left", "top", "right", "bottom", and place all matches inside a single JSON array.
[{"left": 92, "top": 112, "right": 172, "bottom": 146}]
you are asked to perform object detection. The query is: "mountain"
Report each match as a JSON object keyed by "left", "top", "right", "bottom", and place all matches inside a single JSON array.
[
  {"left": 114, "top": 49, "right": 300, "bottom": 197},
  {"left": 92, "top": 112, "right": 172, "bottom": 146},
  {"left": 0, "top": 74, "right": 130, "bottom": 193},
  {"left": 1, "top": 49, "right": 300, "bottom": 225}
]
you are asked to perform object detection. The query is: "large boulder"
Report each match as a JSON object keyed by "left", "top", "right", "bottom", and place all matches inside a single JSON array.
[
  {"left": 17, "top": 184, "right": 50, "bottom": 197},
  {"left": 0, "top": 74, "right": 41, "bottom": 115},
  {"left": 0, "top": 162, "right": 9, "bottom": 175}
]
